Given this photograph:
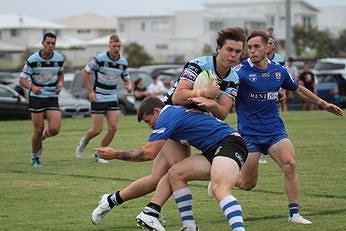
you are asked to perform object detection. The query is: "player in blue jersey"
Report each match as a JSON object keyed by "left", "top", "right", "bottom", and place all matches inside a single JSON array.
[
  {"left": 19, "top": 32, "right": 64, "bottom": 167},
  {"left": 90, "top": 28, "right": 245, "bottom": 230},
  {"left": 235, "top": 30, "right": 343, "bottom": 224},
  {"left": 95, "top": 96, "right": 247, "bottom": 231},
  {"left": 75, "top": 34, "right": 132, "bottom": 163}
]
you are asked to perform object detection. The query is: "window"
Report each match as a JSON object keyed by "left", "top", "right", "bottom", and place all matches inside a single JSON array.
[
  {"left": 118, "top": 23, "right": 125, "bottom": 32},
  {"left": 77, "top": 29, "right": 91, "bottom": 34},
  {"left": 151, "top": 20, "right": 169, "bottom": 31},
  {"left": 10, "top": 29, "right": 20, "bottom": 37},
  {"left": 156, "top": 44, "right": 168, "bottom": 50},
  {"left": 209, "top": 21, "right": 223, "bottom": 31}
]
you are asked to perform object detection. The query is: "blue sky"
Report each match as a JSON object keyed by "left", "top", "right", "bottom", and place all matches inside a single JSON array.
[{"left": 1, "top": 0, "right": 345, "bottom": 20}]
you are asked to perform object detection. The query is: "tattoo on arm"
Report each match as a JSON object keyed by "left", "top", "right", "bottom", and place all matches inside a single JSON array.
[{"left": 120, "top": 148, "right": 146, "bottom": 161}]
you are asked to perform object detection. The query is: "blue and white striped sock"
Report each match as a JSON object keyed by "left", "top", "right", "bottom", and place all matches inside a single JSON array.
[
  {"left": 288, "top": 202, "right": 300, "bottom": 217},
  {"left": 173, "top": 187, "right": 197, "bottom": 228},
  {"left": 220, "top": 195, "right": 245, "bottom": 231}
]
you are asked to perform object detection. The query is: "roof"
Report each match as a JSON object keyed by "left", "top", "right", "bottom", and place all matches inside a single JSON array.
[
  {"left": 54, "top": 12, "right": 116, "bottom": 29},
  {"left": 0, "top": 14, "right": 63, "bottom": 29}
]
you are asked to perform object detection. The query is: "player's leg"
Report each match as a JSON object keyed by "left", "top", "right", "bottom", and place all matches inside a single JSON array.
[
  {"left": 43, "top": 110, "right": 61, "bottom": 138},
  {"left": 76, "top": 113, "right": 103, "bottom": 158},
  {"left": 91, "top": 140, "right": 189, "bottom": 225},
  {"left": 237, "top": 151, "right": 261, "bottom": 190},
  {"left": 137, "top": 155, "right": 209, "bottom": 231},
  {"left": 31, "top": 112, "right": 45, "bottom": 166},
  {"left": 212, "top": 157, "right": 245, "bottom": 231},
  {"left": 268, "top": 138, "right": 311, "bottom": 224}
]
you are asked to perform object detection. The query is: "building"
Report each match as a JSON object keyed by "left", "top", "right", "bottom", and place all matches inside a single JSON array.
[{"left": 117, "top": 0, "right": 319, "bottom": 62}]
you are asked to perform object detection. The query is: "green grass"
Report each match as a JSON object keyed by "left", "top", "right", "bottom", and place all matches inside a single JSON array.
[{"left": 0, "top": 110, "right": 345, "bottom": 231}]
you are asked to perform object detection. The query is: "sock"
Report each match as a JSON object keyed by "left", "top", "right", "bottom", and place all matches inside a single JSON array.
[
  {"left": 81, "top": 136, "right": 89, "bottom": 145},
  {"left": 32, "top": 153, "right": 40, "bottom": 158},
  {"left": 143, "top": 202, "right": 161, "bottom": 218},
  {"left": 173, "top": 187, "right": 196, "bottom": 228},
  {"left": 108, "top": 191, "right": 123, "bottom": 208},
  {"left": 288, "top": 203, "right": 300, "bottom": 217},
  {"left": 220, "top": 195, "right": 245, "bottom": 231}
]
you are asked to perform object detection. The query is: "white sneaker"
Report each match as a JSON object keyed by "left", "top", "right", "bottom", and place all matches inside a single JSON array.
[
  {"left": 136, "top": 212, "right": 166, "bottom": 231},
  {"left": 94, "top": 155, "right": 109, "bottom": 164},
  {"left": 259, "top": 154, "right": 267, "bottom": 164},
  {"left": 288, "top": 213, "right": 312, "bottom": 224},
  {"left": 91, "top": 194, "right": 112, "bottom": 224},
  {"left": 207, "top": 181, "right": 214, "bottom": 198},
  {"left": 180, "top": 226, "right": 199, "bottom": 231},
  {"left": 76, "top": 137, "right": 87, "bottom": 159}
]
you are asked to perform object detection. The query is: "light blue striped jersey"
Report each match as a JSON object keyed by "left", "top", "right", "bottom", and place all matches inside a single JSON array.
[
  {"left": 20, "top": 50, "right": 64, "bottom": 98},
  {"left": 85, "top": 51, "right": 129, "bottom": 102}
]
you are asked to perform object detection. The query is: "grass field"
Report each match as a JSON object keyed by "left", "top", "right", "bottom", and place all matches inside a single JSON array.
[{"left": 0, "top": 110, "right": 345, "bottom": 231}]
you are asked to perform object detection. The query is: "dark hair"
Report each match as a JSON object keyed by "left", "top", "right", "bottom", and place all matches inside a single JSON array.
[
  {"left": 246, "top": 30, "right": 269, "bottom": 44},
  {"left": 288, "top": 57, "right": 295, "bottom": 62},
  {"left": 137, "top": 96, "right": 165, "bottom": 122},
  {"left": 216, "top": 27, "right": 246, "bottom": 49},
  {"left": 42, "top": 32, "right": 56, "bottom": 42},
  {"left": 134, "top": 78, "right": 143, "bottom": 87}
]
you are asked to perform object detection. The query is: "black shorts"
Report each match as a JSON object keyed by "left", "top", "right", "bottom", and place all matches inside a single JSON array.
[
  {"left": 91, "top": 101, "right": 119, "bottom": 114},
  {"left": 29, "top": 96, "right": 60, "bottom": 113},
  {"left": 202, "top": 135, "right": 248, "bottom": 169}
]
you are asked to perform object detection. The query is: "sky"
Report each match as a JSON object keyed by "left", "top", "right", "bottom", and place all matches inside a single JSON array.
[{"left": 1, "top": 0, "right": 346, "bottom": 21}]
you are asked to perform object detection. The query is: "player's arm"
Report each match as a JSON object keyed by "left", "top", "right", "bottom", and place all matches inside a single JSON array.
[
  {"left": 94, "top": 140, "right": 166, "bottom": 162},
  {"left": 55, "top": 71, "right": 64, "bottom": 94},
  {"left": 172, "top": 79, "right": 219, "bottom": 105},
  {"left": 296, "top": 85, "right": 343, "bottom": 116}
]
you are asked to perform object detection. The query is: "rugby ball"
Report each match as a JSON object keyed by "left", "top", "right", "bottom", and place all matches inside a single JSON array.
[{"left": 193, "top": 70, "right": 215, "bottom": 90}]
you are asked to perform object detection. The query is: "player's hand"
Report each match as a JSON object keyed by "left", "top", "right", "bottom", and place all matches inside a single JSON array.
[
  {"left": 95, "top": 147, "right": 118, "bottom": 160},
  {"left": 89, "top": 91, "right": 96, "bottom": 102},
  {"left": 31, "top": 85, "right": 42, "bottom": 95},
  {"left": 203, "top": 76, "right": 219, "bottom": 99},
  {"left": 189, "top": 97, "right": 216, "bottom": 111},
  {"left": 278, "top": 90, "right": 287, "bottom": 102},
  {"left": 322, "top": 103, "right": 344, "bottom": 116}
]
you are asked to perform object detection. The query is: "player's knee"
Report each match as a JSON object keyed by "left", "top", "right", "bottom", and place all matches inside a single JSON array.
[
  {"left": 211, "top": 182, "right": 229, "bottom": 200},
  {"left": 48, "top": 127, "right": 59, "bottom": 136},
  {"left": 108, "top": 124, "right": 118, "bottom": 133},
  {"left": 282, "top": 158, "right": 296, "bottom": 176},
  {"left": 239, "top": 180, "right": 257, "bottom": 191},
  {"left": 168, "top": 165, "right": 186, "bottom": 182}
]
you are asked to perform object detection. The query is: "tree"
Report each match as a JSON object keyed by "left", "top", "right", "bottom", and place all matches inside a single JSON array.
[
  {"left": 123, "top": 42, "right": 153, "bottom": 67},
  {"left": 202, "top": 44, "right": 214, "bottom": 56}
]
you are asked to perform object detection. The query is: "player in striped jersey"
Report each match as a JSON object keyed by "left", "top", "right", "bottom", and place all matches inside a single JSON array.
[
  {"left": 19, "top": 32, "right": 64, "bottom": 167},
  {"left": 75, "top": 34, "right": 132, "bottom": 163}
]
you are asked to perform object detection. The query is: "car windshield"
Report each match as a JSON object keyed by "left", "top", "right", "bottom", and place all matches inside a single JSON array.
[
  {"left": 315, "top": 62, "right": 345, "bottom": 71},
  {"left": 59, "top": 87, "right": 74, "bottom": 99},
  {"left": 316, "top": 74, "right": 343, "bottom": 83}
]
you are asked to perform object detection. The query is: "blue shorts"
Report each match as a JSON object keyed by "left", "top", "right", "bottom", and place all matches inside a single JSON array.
[{"left": 242, "top": 133, "right": 288, "bottom": 154}]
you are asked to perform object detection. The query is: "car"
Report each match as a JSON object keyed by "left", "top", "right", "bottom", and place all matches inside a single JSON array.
[
  {"left": 59, "top": 87, "right": 91, "bottom": 118},
  {"left": 69, "top": 68, "right": 152, "bottom": 115},
  {"left": 139, "top": 64, "right": 184, "bottom": 77},
  {"left": 0, "top": 72, "right": 27, "bottom": 98},
  {"left": 314, "top": 58, "right": 346, "bottom": 107},
  {"left": 155, "top": 68, "right": 182, "bottom": 88},
  {"left": 63, "top": 73, "right": 75, "bottom": 92},
  {"left": 0, "top": 84, "right": 30, "bottom": 120}
]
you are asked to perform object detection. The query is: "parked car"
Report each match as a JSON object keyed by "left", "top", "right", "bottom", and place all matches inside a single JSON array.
[
  {"left": 59, "top": 87, "right": 91, "bottom": 118},
  {"left": 0, "top": 84, "right": 30, "bottom": 120},
  {"left": 69, "top": 68, "right": 152, "bottom": 115},
  {"left": 314, "top": 58, "right": 346, "bottom": 107},
  {"left": 139, "top": 64, "right": 184, "bottom": 77},
  {"left": 0, "top": 72, "right": 27, "bottom": 98},
  {"left": 63, "top": 73, "right": 75, "bottom": 92}
]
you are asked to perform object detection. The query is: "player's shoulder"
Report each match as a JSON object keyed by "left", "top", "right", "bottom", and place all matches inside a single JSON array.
[
  {"left": 26, "top": 51, "right": 40, "bottom": 62},
  {"left": 52, "top": 51, "right": 64, "bottom": 60},
  {"left": 189, "top": 56, "right": 213, "bottom": 69}
]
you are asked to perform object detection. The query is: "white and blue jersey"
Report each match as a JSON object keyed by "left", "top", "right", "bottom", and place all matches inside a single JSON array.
[
  {"left": 235, "top": 58, "right": 298, "bottom": 136},
  {"left": 85, "top": 51, "right": 129, "bottom": 103},
  {"left": 163, "top": 56, "right": 239, "bottom": 105},
  {"left": 148, "top": 105, "right": 236, "bottom": 152},
  {"left": 20, "top": 51, "right": 64, "bottom": 98}
]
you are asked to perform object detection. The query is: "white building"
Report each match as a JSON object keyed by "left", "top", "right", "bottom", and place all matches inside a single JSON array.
[{"left": 117, "top": 0, "right": 320, "bottom": 62}]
